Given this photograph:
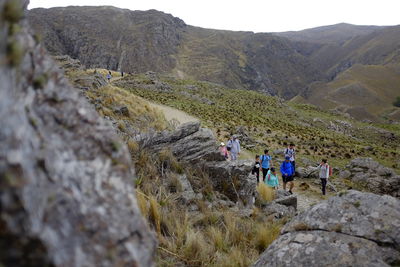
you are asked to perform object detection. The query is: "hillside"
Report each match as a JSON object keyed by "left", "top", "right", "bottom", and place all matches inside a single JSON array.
[
  {"left": 275, "top": 23, "right": 382, "bottom": 44},
  {"left": 305, "top": 64, "right": 400, "bottom": 121},
  {"left": 28, "top": 7, "right": 400, "bottom": 122},
  {"left": 28, "top": 6, "right": 323, "bottom": 99}
]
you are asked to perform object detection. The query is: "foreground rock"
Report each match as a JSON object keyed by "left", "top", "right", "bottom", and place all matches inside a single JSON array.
[
  {"left": 345, "top": 158, "right": 400, "bottom": 197},
  {"left": 0, "top": 2, "right": 155, "bottom": 266},
  {"left": 253, "top": 190, "right": 400, "bottom": 266}
]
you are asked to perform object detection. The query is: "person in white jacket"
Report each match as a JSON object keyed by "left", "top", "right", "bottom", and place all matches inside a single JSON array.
[
  {"left": 317, "top": 159, "right": 330, "bottom": 195},
  {"left": 227, "top": 136, "right": 240, "bottom": 160}
]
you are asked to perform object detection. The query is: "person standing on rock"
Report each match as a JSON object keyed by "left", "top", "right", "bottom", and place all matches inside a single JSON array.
[
  {"left": 284, "top": 143, "right": 296, "bottom": 173},
  {"left": 317, "top": 159, "right": 330, "bottom": 195},
  {"left": 260, "top": 149, "right": 272, "bottom": 182},
  {"left": 280, "top": 156, "right": 295, "bottom": 194},
  {"left": 227, "top": 136, "right": 240, "bottom": 160},
  {"left": 265, "top": 167, "right": 279, "bottom": 189}
]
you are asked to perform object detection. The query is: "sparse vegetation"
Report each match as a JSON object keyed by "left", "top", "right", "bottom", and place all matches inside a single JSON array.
[
  {"left": 6, "top": 40, "right": 24, "bottom": 66},
  {"left": 114, "top": 73, "right": 399, "bottom": 173},
  {"left": 3, "top": 0, "right": 23, "bottom": 23}
]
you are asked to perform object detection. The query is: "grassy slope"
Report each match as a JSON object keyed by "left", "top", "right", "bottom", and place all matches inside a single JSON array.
[
  {"left": 307, "top": 64, "right": 400, "bottom": 120},
  {"left": 114, "top": 73, "right": 400, "bottom": 172},
  {"left": 65, "top": 67, "right": 399, "bottom": 266},
  {"left": 67, "top": 68, "right": 287, "bottom": 266}
]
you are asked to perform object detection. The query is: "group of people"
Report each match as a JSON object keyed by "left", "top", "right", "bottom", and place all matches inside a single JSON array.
[
  {"left": 219, "top": 135, "right": 241, "bottom": 161},
  {"left": 220, "top": 137, "right": 331, "bottom": 195},
  {"left": 252, "top": 144, "right": 296, "bottom": 194}
]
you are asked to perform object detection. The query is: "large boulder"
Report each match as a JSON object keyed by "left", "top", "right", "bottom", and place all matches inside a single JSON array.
[
  {"left": 345, "top": 158, "right": 400, "bottom": 197},
  {"left": 203, "top": 160, "right": 256, "bottom": 204},
  {"left": 137, "top": 122, "right": 224, "bottom": 163},
  {"left": 0, "top": 2, "right": 155, "bottom": 266},
  {"left": 253, "top": 191, "right": 400, "bottom": 266}
]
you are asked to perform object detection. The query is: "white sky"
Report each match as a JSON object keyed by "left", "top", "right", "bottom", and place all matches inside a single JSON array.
[{"left": 28, "top": 0, "right": 400, "bottom": 32}]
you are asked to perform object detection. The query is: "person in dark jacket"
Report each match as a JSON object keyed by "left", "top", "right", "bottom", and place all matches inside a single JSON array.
[
  {"left": 280, "top": 156, "right": 295, "bottom": 194},
  {"left": 251, "top": 155, "right": 261, "bottom": 182}
]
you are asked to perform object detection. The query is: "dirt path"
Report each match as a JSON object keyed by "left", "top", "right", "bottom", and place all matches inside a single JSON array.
[
  {"left": 292, "top": 178, "right": 332, "bottom": 212},
  {"left": 148, "top": 102, "right": 199, "bottom": 125}
]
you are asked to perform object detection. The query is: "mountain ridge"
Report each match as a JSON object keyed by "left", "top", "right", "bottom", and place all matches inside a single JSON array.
[{"left": 27, "top": 6, "right": 400, "bottom": 121}]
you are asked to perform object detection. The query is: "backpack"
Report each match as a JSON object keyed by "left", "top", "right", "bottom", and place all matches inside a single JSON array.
[{"left": 227, "top": 140, "right": 233, "bottom": 148}]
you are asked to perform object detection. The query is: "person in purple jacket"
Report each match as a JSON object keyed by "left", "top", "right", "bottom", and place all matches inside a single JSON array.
[{"left": 280, "top": 156, "right": 295, "bottom": 194}]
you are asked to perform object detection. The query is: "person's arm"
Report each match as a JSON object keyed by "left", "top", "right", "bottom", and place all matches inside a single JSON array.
[
  {"left": 280, "top": 163, "right": 285, "bottom": 175},
  {"left": 238, "top": 140, "right": 241, "bottom": 153}
]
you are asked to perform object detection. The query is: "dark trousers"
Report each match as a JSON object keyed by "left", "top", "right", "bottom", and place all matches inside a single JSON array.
[
  {"left": 320, "top": 178, "right": 327, "bottom": 195},
  {"left": 261, "top": 168, "right": 269, "bottom": 181},
  {"left": 252, "top": 169, "right": 260, "bottom": 181}
]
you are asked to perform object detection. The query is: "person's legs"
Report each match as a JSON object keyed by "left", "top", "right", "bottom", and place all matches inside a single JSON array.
[
  {"left": 282, "top": 175, "right": 287, "bottom": 190},
  {"left": 321, "top": 178, "right": 327, "bottom": 195},
  {"left": 288, "top": 176, "right": 294, "bottom": 194},
  {"left": 262, "top": 168, "right": 268, "bottom": 182},
  {"left": 231, "top": 152, "right": 237, "bottom": 160}
]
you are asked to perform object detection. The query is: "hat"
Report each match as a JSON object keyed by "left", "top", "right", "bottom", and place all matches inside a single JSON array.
[
  {"left": 285, "top": 156, "right": 291, "bottom": 160},
  {"left": 220, "top": 142, "right": 225, "bottom": 146}
]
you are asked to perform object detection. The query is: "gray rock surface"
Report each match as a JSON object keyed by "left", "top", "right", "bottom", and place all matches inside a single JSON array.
[
  {"left": 345, "top": 158, "right": 400, "bottom": 197},
  {"left": 253, "top": 190, "right": 400, "bottom": 266},
  {"left": 0, "top": 2, "right": 156, "bottom": 266},
  {"left": 74, "top": 73, "right": 107, "bottom": 89},
  {"left": 176, "top": 174, "right": 202, "bottom": 204},
  {"left": 203, "top": 160, "right": 256, "bottom": 203},
  {"left": 137, "top": 121, "right": 224, "bottom": 163}
]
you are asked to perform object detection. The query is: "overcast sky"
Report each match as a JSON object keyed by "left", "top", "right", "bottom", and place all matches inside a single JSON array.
[{"left": 28, "top": 0, "right": 400, "bottom": 32}]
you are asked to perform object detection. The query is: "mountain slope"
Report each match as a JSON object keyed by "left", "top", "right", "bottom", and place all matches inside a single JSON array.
[
  {"left": 28, "top": 6, "right": 323, "bottom": 99},
  {"left": 275, "top": 23, "right": 383, "bottom": 44},
  {"left": 305, "top": 64, "right": 400, "bottom": 121}
]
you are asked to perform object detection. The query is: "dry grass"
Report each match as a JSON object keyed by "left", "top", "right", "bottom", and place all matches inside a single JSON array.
[
  {"left": 257, "top": 183, "right": 275, "bottom": 202},
  {"left": 149, "top": 196, "right": 161, "bottom": 234},
  {"left": 85, "top": 84, "right": 169, "bottom": 132}
]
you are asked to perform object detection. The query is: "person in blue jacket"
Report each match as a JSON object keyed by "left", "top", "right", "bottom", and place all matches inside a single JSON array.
[{"left": 280, "top": 156, "right": 295, "bottom": 194}]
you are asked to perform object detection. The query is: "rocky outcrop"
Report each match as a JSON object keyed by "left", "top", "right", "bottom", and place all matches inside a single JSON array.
[
  {"left": 0, "top": 1, "right": 155, "bottom": 266},
  {"left": 260, "top": 190, "right": 297, "bottom": 219},
  {"left": 344, "top": 158, "right": 400, "bottom": 197},
  {"left": 137, "top": 121, "right": 224, "bottom": 163},
  {"left": 253, "top": 191, "right": 400, "bottom": 266},
  {"left": 203, "top": 160, "right": 256, "bottom": 204}
]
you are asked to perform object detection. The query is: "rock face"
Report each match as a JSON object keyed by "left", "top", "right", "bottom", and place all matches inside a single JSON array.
[
  {"left": 204, "top": 160, "right": 257, "bottom": 203},
  {"left": 137, "top": 121, "right": 224, "bottom": 163},
  {"left": 0, "top": 1, "right": 156, "bottom": 266},
  {"left": 345, "top": 158, "right": 400, "bottom": 197},
  {"left": 253, "top": 190, "right": 400, "bottom": 266}
]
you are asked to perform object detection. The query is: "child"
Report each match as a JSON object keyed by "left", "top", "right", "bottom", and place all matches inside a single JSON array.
[
  {"left": 265, "top": 167, "right": 279, "bottom": 189},
  {"left": 219, "top": 142, "right": 228, "bottom": 160},
  {"left": 252, "top": 155, "right": 261, "bottom": 182}
]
